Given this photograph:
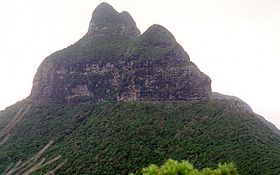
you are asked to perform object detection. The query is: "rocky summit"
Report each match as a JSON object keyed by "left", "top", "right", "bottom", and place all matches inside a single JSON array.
[{"left": 30, "top": 2, "right": 211, "bottom": 103}]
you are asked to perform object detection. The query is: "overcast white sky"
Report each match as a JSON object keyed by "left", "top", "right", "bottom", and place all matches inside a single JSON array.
[{"left": 0, "top": 0, "right": 280, "bottom": 128}]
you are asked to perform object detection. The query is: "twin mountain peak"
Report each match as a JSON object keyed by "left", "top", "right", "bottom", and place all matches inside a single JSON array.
[{"left": 30, "top": 2, "right": 212, "bottom": 103}]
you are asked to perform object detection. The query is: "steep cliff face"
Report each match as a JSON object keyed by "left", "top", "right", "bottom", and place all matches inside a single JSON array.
[
  {"left": 118, "top": 25, "right": 211, "bottom": 101},
  {"left": 30, "top": 2, "right": 211, "bottom": 103}
]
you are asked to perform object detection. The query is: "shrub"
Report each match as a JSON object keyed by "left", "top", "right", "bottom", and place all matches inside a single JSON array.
[{"left": 130, "top": 159, "right": 238, "bottom": 175}]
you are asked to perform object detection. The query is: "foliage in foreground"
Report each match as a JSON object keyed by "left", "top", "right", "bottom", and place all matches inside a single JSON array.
[{"left": 130, "top": 159, "right": 238, "bottom": 175}]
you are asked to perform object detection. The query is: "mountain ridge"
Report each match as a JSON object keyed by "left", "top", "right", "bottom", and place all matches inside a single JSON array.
[{"left": 29, "top": 2, "right": 211, "bottom": 103}]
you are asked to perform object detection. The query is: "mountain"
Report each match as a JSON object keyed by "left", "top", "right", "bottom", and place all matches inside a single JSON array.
[
  {"left": 30, "top": 2, "right": 210, "bottom": 103},
  {"left": 1, "top": 2, "right": 280, "bottom": 175}
]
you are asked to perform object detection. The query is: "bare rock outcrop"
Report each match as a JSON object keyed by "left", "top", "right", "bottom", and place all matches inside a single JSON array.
[{"left": 30, "top": 3, "right": 211, "bottom": 103}]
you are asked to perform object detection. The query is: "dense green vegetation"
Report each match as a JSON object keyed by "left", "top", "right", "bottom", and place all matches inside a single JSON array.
[
  {"left": 0, "top": 99, "right": 280, "bottom": 174},
  {"left": 2, "top": 140, "right": 67, "bottom": 175},
  {"left": 130, "top": 159, "right": 238, "bottom": 175},
  {"left": 128, "top": 24, "right": 190, "bottom": 62},
  {"left": 41, "top": 3, "right": 141, "bottom": 67}
]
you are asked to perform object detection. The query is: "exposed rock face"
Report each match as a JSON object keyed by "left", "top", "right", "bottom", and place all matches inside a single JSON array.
[
  {"left": 30, "top": 2, "right": 211, "bottom": 103},
  {"left": 118, "top": 25, "right": 211, "bottom": 101}
]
